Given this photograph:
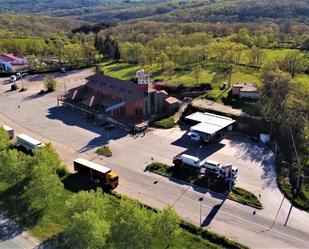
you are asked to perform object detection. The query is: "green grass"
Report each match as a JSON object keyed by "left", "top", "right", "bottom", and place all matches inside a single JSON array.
[
  {"left": 95, "top": 145, "right": 112, "bottom": 157},
  {"left": 262, "top": 48, "right": 297, "bottom": 61},
  {"left": 100, "top": 61, "right": 141, "bottom": 80},
  {"left": 0, "top": 174, "right": 246, "bottom": 248},
  {"left": 152, "top": 115, "right": 175, "bottom": 129},
  {"left": 229, "top": 187, "right": 262, "bottom": 208}
]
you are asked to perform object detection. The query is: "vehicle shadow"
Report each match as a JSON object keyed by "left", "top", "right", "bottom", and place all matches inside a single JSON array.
[{"left": 171, "top": 132, "right": 225, "bottom": 161}]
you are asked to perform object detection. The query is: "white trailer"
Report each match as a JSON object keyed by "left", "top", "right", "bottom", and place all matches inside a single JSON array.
[
  {"left": 16, "top": 134, "right": 45, "bottom": 152},
  {"left": 2, "top": 125, "right": 14, "bottom": 139}
]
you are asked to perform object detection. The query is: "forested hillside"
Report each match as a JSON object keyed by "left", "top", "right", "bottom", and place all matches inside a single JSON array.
[
  {"left": 1, "top": 0, "right": 309, "bottom": 23},
  {"left": 0, "top": 14, "right": 84, "bottom": 37}
]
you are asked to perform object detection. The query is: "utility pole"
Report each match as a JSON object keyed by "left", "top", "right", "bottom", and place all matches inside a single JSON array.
[
  {"left": 199, "top": 197, "right": 204, "bottom": 233},
  {"left": 20, "top": 72, "right": 24, "bottom": 90},
  {"left": 227, "top": 64, "right": 233, "bottom": 89},
  {"left": 289, "top": 124, "right": 302, "bottom": 197}
]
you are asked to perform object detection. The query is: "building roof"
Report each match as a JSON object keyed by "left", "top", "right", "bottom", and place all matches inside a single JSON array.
[
  {"left": 232, "top": 83, "right": 259, "bottom": 93},
  {"left": 165, "top": 96, "right": 180, "bottom": 104},
  {"left": 74, "top": 158, "right": 111, "bottom": 174},
  {"left": 0, "top": 53, "right": 27, "bottom": 64},
  {"left": 86, "top": 73, "right": 145, "bottom": 102},
  {"left": 186, "top": 112, "right": 235, "bottom": 135}
]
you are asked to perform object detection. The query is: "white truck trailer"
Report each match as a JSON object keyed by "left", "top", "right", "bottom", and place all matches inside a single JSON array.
[
  {"left": 2, "top": 125, "right": 14, "bottom": 139},
  {"left": 16, "top": 134, "right": 45, "bottom": 152}
]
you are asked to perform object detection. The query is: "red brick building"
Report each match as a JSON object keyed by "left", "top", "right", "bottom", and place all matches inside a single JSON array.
[{"left": 59, "top": 72, "right": 180, "bottom": 126}]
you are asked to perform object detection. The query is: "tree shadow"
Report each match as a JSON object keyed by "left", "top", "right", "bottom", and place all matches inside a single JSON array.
[
  {"left": 0, "top": 214, "right": 23, "bottom": 241},
  {"left": 226, "top": 132, "right": 277, "bottom": 189},
  {"left": 23, "top": 91, "right": 49, "bottom": 101},
  {"left": 0, "top": 182, "right": 44, "bottom": 239},
  {"left": 62, "top": 173, "right": 97, "bottom": 193},
  {"left": 108, "top": 63, "right": 137, "bottom": 72},
  {"left": 35, "top": 232, "right": 66, "bottom": 249}
]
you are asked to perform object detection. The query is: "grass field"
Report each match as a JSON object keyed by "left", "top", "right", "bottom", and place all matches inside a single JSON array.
[
  {"left": 0, "top": 175, "right": 238, "bottom": 248},
  {"left": 100, "top": 49, "right": 309, "bottom": 105}
]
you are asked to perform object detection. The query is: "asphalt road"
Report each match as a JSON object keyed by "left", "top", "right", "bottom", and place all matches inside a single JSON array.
[
  {"left": 0, "top": 70, "right": 309, "bottom": 248},
  {"left": 0, "top": 214, "right": 39, "bottom": 249}
]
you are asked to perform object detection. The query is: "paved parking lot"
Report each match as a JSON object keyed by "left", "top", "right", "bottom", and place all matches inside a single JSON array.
[
  {"left": 1, "top": 70, "right": 308, "bottom": 248},
  {"left": 0, "top": 70, "right": 279, "bottom": 202}
]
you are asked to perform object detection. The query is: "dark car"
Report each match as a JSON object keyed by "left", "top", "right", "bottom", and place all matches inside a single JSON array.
[{"left": 104, "top": 124, "right": 115, "bottom": 130}]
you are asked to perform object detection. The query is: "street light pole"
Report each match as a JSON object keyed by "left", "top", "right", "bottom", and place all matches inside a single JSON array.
[
  {"left": 20, "top": 72, "right": 24, "bottom": 90},
  {"left": 197, "top": 145, "right": 203, "bottom": 158},
  {"left": 199, "top": 196, "right": 204, "bottom": 233}
]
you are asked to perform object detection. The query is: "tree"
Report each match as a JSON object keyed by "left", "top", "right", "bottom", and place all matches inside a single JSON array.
[
  {"left": 153, "top": 206, "right": 180, "bottom": 248},
  {"left": 65, "top": 190, "right": 107, "bottom": 220},
  {"left": 253, "top": 31, "right": 268, "bottom": 47},
  {"left": 261, "top": 63, "right": 291, "bottom": 111},
  {"left": 192, "top": 65, "right": 202, "bottom": 85},
  {"left": 249, "top": 46, "right": 265, "bottom": 67},
  {"left": 44, "top": 76, "right": 57, "bottom": 92},
  {"left": 282, "top": 50, "right": 304, "bottom": 78},
  {"left": 110, "top": 199, "right": 154, "bottom": 249},
  {"left": 32, "top": 143, "right": 64, "bottom": 174},
  {"left": 28, "top": 163, "right": 63, "bottom": 207},
  {"left": 0, "top": 149, "right": 28, "bottom": 185},
  {"left": 233, "top": 28, "right": 252, "bottom": 46},
  {"left": 65, "top": 210, "right": 109, "bottom": 249},
  {"left": 164, "top": 60, "right": 175, "bottom": 80},
  {"left": 0, "top": 127, "right": 10, "bottom": 151},
  {"left": 300, "top": 35, "right": 309, "bottom": 53}
]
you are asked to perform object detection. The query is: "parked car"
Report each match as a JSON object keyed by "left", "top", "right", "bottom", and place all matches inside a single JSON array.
[
  {"left": 10, "top": 75, "right": 16, "bottom": 83},
  {"left": 104, "top": 124, "right": 115, "bottom": 130},
  {"left": 173, "top": 154, "right": 202, "bottom": 168}
]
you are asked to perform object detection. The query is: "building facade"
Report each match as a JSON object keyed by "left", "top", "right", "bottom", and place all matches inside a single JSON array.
[
  {"left": 59, "top": 73, "right": 180, "bottom": 126},
  {"left": 232, "top": 83, "right": 259, "bottom": 99}
]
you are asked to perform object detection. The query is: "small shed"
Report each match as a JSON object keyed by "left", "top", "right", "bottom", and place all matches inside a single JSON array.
[{"left": 165, "top": 96, "right": 181, "bottom": 113}]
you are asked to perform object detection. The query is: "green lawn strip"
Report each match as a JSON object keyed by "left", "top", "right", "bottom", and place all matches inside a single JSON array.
[
  {"left": 95, "top": 145, "right": 112, "bottom": 157},
  {"left": 152, "top": 115, "right": 175, "bottom": 129},
  {"left": 146, "top": 162, "right": 262, "bottom": 208},
  {"left": 228, "top": 187, "right": 262, "bottom": 208},
  {"left": 0, "top": 174, "right": 245, "bottom": 248}
]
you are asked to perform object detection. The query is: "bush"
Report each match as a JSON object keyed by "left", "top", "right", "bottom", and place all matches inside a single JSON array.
[
  {"left": 153, "top": 115, "right": 175, "bottom": 129},
  {"left": 96, "top": 146, "right": 112, "bottom": 157},
  {"left": 229, "top": 187, "right": 262, "bottom": 208},
  {"left": 11, "top": 84, "right": 18, "bottom": 91},
  {"left": 44, "top": 76, "right": 57, "bottom": 92},
  {"left": 146, "top": 162, "right": 170, "bottom": 175},
  {"left": 56, "top": 164, "right": 69, "bottom": 177}
]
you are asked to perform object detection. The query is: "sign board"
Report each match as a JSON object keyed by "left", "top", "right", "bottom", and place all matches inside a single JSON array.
[{"left": 106, "top": 101, "right": 126, "bottom": 112}]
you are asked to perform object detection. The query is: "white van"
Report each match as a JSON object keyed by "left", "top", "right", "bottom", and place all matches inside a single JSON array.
[
  {"left": 203, "top": 160, "right": 221, "bottom": 173},
  {"left": 173, "top": 154, "right": 201, "bottom": 168}
]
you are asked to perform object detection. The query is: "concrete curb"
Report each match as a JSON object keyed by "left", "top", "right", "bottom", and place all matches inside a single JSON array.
[{"left": 147, "top": 169, "right": 263, "bottom": 210}]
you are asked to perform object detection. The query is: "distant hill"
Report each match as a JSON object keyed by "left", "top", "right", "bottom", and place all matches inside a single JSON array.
[
  {"left": 0, "top": 14, "right": 84, "bottom": 37},
  {"left": 0, "top": 0, "right": 309, "bottom": 24}
]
